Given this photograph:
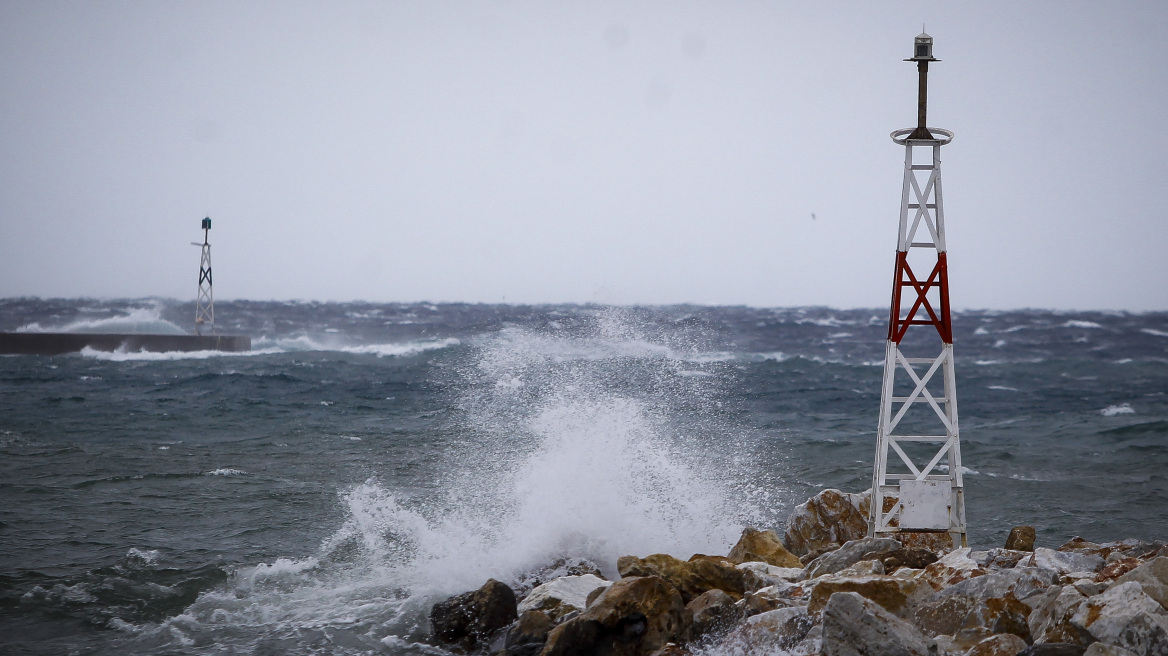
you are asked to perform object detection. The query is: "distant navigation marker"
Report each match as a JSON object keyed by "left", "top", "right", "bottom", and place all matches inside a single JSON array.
[
  {"left": 867, "top": 32, "right": 968, "bottom": 548},
  {"left": 194, "top": 217, "right": 214, "bottom": 335}
]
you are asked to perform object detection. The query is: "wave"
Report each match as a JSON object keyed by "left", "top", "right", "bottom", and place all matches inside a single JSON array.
[
  {"left": 1101, "top": 403, "right": 1136, "bottom": 417},
  {"left": 16, "top": 306, "right": 189, "bottom": 335},
  {"left": 77, "top": 338, "right": 460, "bottom": 361}
]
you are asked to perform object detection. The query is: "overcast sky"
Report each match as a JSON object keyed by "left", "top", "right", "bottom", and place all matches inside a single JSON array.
[{"left": 1, "top": 1, "right": 1165, "bottom": 310}]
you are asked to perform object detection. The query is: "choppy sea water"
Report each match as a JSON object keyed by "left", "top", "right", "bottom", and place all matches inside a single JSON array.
[{"left": 1, "top": 298, "right": 1165, "bottom": 655}]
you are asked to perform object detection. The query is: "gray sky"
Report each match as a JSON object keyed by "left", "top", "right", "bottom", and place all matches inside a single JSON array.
[{"left": 1, "top": 1, "right": 1166, "bottom": 310}]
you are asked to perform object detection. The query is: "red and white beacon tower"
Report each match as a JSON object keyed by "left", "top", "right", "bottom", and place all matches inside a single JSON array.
[{"left": 867, "top": 32, "right": 967, "bottom": 548}]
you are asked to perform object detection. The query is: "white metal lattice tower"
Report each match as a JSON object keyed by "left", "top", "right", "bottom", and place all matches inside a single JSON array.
[
  {"left": 194, "top": 217, "right": 214, "bottom": 335},
  {"left": 867, "top": 32, "right": 967, "bottom": 548}
]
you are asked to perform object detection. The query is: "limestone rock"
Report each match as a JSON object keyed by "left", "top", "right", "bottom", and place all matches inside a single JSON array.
[
  {"left": 1017, "top": 645, "right": 1088, "bottom": 656},
  {"left": 1073, "top": 578, "right": 1109, "bottom": 597},
  {"left": 966, "top": 633, "right": 1029, "bottom": 656},
  {"left": 1007, "top": 526, "right": 1038, "bottom": 551},
  {"left": 821, "top": 591, "right": 934, "bottom": 656},
  {"left": 953, "top": 592, "right": 1034, "bottom": 647},
  {"left": 1114, "top": 557, "right": 1168, "bottom": 611},
  {"left": 1071, "top": 580, "right": 1168, "bottom": 654},
  {"left": 975, "top": 549, "right": 1035, "bottom": 571},
  {"left": 807, "top": 538, "right": 903, "bottom": 579},
  {"left": 882, "top": 547, "right": 940, "bottom": 573},
  {"left": 542, "top": 576, "right": 687, "bottom": 656},
  {"left": 1082, "top": 644, "right": 1138, "bottom": 656},
  {"left": 431, "top": 578, "right": 519, "bottom": 649},
  {"left": 728, "top": 527, "right": 803, "bottom": 568},
  {"left": 920, "top": 548, "right": 987, "bottom": 590},
  {"left": 617, "top": 553, "right": 746, "bottom": 604},
  {"left": 1097, "top": 558, "right": 1143, "bottom": 583},
  {"left": 1020, "top": 548, "right": 1105, "bottom": 575},
  {"left": 685, "top": 589, "right": 741, "bottom": 641},
  {"left": 913, "top": 567, "right": 1054, "bottom": 640},
  {"left": 809, "top": 575, "right": 931, "bottom": 621},
  {"left": 504, "top": 610, "right": 556, "bottom": 650},
  {"left": 1028, "top": 586, "right": 1089, "bottom": 645},
  {"left": 735, "top": 561, "right": 804, "bottom": 587},
  {"left": 721, "top": 606, "right": 816, "bottom": 653},
  {"left": 783, "top": 489, "right": 869, "bottom": 558},
  {"left": 518, "top": 574, "right": 611, "bottom": 622},
  {"left": 895, "top": 532, "right": 958, "bottom": 553},
  {"left": 738, "top": 582, "right": 807, "bottom": 618},
  {"left": 836, "top": 559, "right": 886, "bottom": 577}
]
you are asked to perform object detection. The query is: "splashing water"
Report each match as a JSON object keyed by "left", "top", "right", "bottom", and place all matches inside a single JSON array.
[{"left": 130, "top": 314, "right": 780, "bottom": 654}]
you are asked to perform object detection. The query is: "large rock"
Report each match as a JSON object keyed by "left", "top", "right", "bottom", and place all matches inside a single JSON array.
[
  {"left": 967, "top": 633, "right": 1029, "bottom": 656},
  {"left": 1028, "top": 585, "right": 1090, "bottom": 645},
  {"left": 784, "top": 489, "right": 869, "bottom": 558},
  {"left": 953, "top": 592, "right": 1034, "bottom": 647},
  {"left": 518, "top": 574, "right": 611, "bottom": 622},
  {"left": 807, "top": 538, "right": 904, "bottom": 579},
  {"left": 504, "top": 610, "right": 557, "bottom": 650},
  {"left": 920, "top": 547, "right": 987, "bottom": 590},
  {"left": 430, "top": 578, "right": 518, "bottom": 649},
  {"left": 735, "top": 561, "right": 804, "bottom": 587},
  {"left": 1007, "top": 526, "right": 1038, "bottom": 551},
  {"left": 1071, "top": 581, "right": 1168, "bottom": 655},
  {"left": 821, "top": 591, "right": 934, "bottom": 656},
  {"left": 974, "top": 548, "right": 1034, "bottom": 571},
  {"left": 912, "top": 568, "right": 1054, "bottom": 639},
  {"left": 1020, "top": 548, "right": 1104, "bottom": 576},
  {"left": 684, "top": 589, "right": 741, "bottom": 642},
  {"left": 718, "top": 606, "right": 816, "bottom": 653},
  {"left": 542, "top": 576, "right": 687, "bottom": 656},
  {"left": 617, "top": 554, "right": 746, "bottom": 604},
  {"left": 809, "top": 575, "right": 931, "bottom": 621},
  {"left": 727, "top": 527, "right": 803, "bottom": 568},
  {"left": 1017, "top": 646, "right": 1088, "bottom": 656},
  {"left": 1114, "top": 557, "right": 1168, "bottom": 611},
  {"left": 1082, "top": 644, "right": 1138, "bottom": 656}
]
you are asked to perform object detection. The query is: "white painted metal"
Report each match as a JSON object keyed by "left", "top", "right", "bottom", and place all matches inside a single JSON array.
[
  {"left": 194, "top": 224, "right": 214, "bottom": 336},
  {"left": 868, "top": 137, "right": 967, "bottom": 547}
]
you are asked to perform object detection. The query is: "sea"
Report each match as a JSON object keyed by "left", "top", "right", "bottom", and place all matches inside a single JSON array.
[{"left": 1, "top": 298, "right": 1165, "bottom": 655}]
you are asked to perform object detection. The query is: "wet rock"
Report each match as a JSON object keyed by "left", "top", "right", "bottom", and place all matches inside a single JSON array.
[
  {"left": 720, "top": 606, "right": 816, "bottom": 653},
  {"left": 518, "top": 574, "right": 610, "bottom": 622},
  {"left": 913, "top": 567, "right": 1054, "bottom": 639},
  {"left": 646, "top": 643, "right": 688, "bottom": 656},
  {"left": 920, "top": 548, "right": 987, "bottom": 590},
  {"left": 807, "top": 538, "right": 903, "bottom": 579},
  {"left": 1021, "top": 548, "right": 1104, "bottom": 576},
  {"left": 431, "top": 578, "right": 519, "bottom": 649},
  {"left": 809, "top": 575, "right": 931, "bottom": 621},
  {"left": 542, "top": 576, "right": 687, "bottom": 656},
  {"left": 1071, "top": 581, "right": 1168, "bottom": 654},
  {"left": 617, "top": 554, "right": 746, "bottom": 604},
  {"left": 953, "top": 592, "right": 1034, "bottom": 647},
  {"left": 504, "top": 610, "right": 556, "bottom": 650},
  {"left": 1082, "top": 644, "right": 1138, "bottom": 656},
  {"left": 738, "top": 581, "right": 807, "bottom": 617},
  {"left": 684, "top": 589, "right": 741, "bottom": 641},
  {"left": 1017, "top": 645, "right": 1088, "bottom": 656},
  {"left": 882, "top": 547, "right": 940, "bottom": 573},
  {"left": 783, "top": 489, "right": 869, "bottom": 558},
  {"left": 1008, "top": 526, "right": 1038, "bottom": 551},
  {"left": 966, "top": 633, "right": 1029, "bottom": 656},
  {"left": 514, "top": 557, "right": 606, "bottom": 598},
  {"left": 1113, "top": 557, "right": 1168, "bottom": 611},
  {"left": 1096, "top": 558, "right": 1143, "bottom": 583},
  {"left": 728, "top": 527, "right": 803, "bottom": 568},
  {"left": 735, "top": 561, "right": 804, "bottom": 587},
  {"left": 1027, "top": 586, "right": 1089, "bottom": 645},
  {"left": 821, "top": 591, "right": 934, "bottom": 656}
]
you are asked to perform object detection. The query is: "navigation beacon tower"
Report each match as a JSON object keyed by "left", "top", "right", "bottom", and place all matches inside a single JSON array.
[
  {"left": 867, "top": 32, "right": 967, "bottom": 548},
  {"left": 194, "top": 217, "right": 214, "bottom": 336}
]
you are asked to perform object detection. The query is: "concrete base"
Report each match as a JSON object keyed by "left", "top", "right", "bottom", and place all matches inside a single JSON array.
[{"left": 0, "top": 332, "right": 251, "bottom": 355}]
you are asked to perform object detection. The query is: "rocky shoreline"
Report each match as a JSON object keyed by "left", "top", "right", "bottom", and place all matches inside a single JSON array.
[{"left": 428, "top": 489, "right": 1168, "bottom": 656}]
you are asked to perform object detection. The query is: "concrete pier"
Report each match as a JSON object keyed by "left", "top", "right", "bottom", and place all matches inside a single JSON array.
[{"left": 0, "top": 333, "right": 251, "bottom": 356}]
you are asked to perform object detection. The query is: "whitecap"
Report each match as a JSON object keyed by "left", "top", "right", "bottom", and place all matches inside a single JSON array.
[
  {"left": 1101, "top": 403, "right": 1135, "bottom": 417},
  {"left": 1063, "top": 320, "right": 1103, "bottom": 329},
  {"left": 1141, "top": 328, "right": 1168, "bottom": 338},
  {"left": 987, "top": 385, "right": 1018, "bottom": 391},
  {"left": 204, "top": 468, "right": 246, "bottom": 476}
]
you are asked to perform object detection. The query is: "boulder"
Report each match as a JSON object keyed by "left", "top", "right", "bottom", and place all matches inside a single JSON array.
[
  {"left": 953, "top": 592, "right": 1034, "bottom": 647},
  {"left": 542, "top": 576, "right": 687, "bottom": 656},
  {"left": 1028, "top": 586, "right": 1089, "bottom": 645},
  {"left": 895, "top": 532, "right": 958, "bottom": 553},
  {"left": 1071, "top": 580, "right": 1168, "bottom": 654},
  {"left": 735, "top": 561, "right": 804, "bottom": 587},
  {"left": 933, "top": 567, "right": 1059, "bottom": 605},
  {"left": 807, "top": 538, "right": 903, "bottom": 579},
  {"left": 974, "top": 549, "right": 1035, "bottom": 571},
  {"left": 912, "top": 567, "right": 1055, "bottom": 640},
  {"left": 836, "top": 559, "right": 886, "bottom": 578},
  {"left": 966, "top": 633, "right": 1029, "bottom": 656},
  {"left": 1060, "top": 537, "right": 1111, "bottom": 558},
  {"left": 518, "top": 574, "right": 611, "bottom": 622},
  {"left": 1017, "top": 645, "right": 1088, "bottom": 656},
  {"left": 646, "top": 643, "right": 688, "bottom": 656},
  {"left": 431, "top": 578, "right": 518, "bottom": 649},
  {"left": 504, "top": 610, "right": 556, "bottom": 650},
  {"left": 1073, "top": 579, "right": 1109, "bottom": 597},
  {"left": 809, "top": 575, "right": 932, "bottom": 621},
  {"left": 783, "top": 489, "right": 869, "bottom": 557},
  {"left": 882, "top": 547, "right": 940, "bottom": 573},
  {"left": 1082, "top": 644, "right": 1138, "bottom": 656},
  {"left": 719, "top": 606, "right": 816, "bottom": 653},
  {"left": 617, "top": 554, "right": 747, "bottom": 604},
  {"left": 738, "top": 582, "right": 807, "bottom": 617},
  {"left": 727, "top": 528, "right": 803, "bottom": 568},
  {"left": 684, "top": 589, "right": 741, "bottom": 642},
  {"left": 1097, "top": 558, "right": 1144, "bottom": 583},
  {"left": 1113, "top": 557, "right": 1168, "bottom": 611},
  {"left": 920, "top": 548, "right": 987, "bottom": 590},
  {"left": 1007, "top": 526, "right": 1038, "bottom": 551},
  {"left": 1020, "top": 548, "right": 1104, "bottom": 575},
  {"left": 821, "top": 591, "right": 934, "bottom": 656}
]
